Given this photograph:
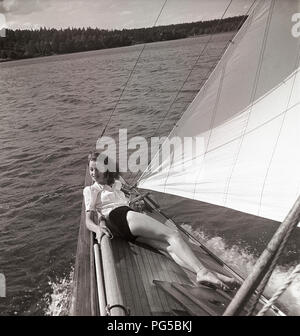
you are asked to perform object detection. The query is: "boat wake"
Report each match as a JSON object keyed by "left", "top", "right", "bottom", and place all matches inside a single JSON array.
[
  {"left": 43, "top": 227, "right": 299, "bottom": 316},
  {"left": 181, "top": 224, "right": 300, "bottom": 316},
  {"left": 44, "top": 268, "right": 74, "bottom": 316}
]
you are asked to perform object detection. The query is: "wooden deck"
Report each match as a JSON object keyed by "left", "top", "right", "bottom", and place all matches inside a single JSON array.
[
  {"left": 112, "top": 238, "right": 189, "bottom": 315},
  {"left": 70, "top": 170, "right": 280, "bottom": 316},
  {"left": 109, "top": 235, "right": 277, "bottom": 316}
]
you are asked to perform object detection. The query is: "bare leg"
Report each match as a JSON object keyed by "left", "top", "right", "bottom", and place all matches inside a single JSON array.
[
  {"left": 127, "top": 211, "right": 236, "bottom": 290},
  {"left": 136, "top": 236, "right": 194, "bottom": 271}
]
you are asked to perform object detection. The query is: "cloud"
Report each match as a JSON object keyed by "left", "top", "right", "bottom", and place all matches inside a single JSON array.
[
  {"left": 0, "top": 0, "right": 43, "bottom": 14},
  {"left": 0, "top": 12, "right": 7, "bottom": 30},
  {"left": 2, "top": 0, "right": 14, "bottom": 11},
  {"left": 1, "top": 0, "right": 253, "bottom": 31},
  {"left": 120, "top": 10, "right": 132, "bottom": 16}
]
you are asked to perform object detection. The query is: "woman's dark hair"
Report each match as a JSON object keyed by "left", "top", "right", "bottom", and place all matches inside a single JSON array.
[{"left": 87, "top": 151, "right": 119, "bottom": 186}]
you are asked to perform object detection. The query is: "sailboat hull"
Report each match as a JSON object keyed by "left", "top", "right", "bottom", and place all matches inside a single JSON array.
[{"left": 70, "top": 170, "right": 283, "bottom": 316}]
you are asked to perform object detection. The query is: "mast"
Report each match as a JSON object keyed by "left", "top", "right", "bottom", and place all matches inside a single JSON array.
[{"left": 224, "top": 196, "right": 300, "bottom": 315}]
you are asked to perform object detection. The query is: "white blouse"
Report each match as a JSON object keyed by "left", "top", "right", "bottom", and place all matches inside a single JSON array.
[{"left": 83, "top": 180, "right": 129, "bottom": 217}]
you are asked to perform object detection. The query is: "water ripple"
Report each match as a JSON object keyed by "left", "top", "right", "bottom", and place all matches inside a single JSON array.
[{"left": 1, "top": 33, "right": 297, "bottom": 316}]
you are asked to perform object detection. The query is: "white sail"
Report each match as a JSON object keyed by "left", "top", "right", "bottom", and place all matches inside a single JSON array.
[{"left": 138, "top": 0, "right": 300, "bottom": 223}]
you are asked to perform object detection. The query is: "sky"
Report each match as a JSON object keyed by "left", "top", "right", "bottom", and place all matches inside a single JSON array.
[{"left": 0, "top": 0, "right": 253, "bottom": 31}]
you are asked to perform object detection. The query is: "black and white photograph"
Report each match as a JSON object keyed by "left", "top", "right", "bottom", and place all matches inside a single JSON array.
[{"left": 0, "top": 0, "right": 299, "bottom": 319}]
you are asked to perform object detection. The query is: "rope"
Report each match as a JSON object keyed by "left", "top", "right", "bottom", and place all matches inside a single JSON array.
[
  {"left": 98, "top": 0, "right": 168, "bottom": 139},
  {"left": 246, "top": 221, "right": 297, "bottom": 316},
  {"left": 257, "top": 264, "right": 300, "bottom": 316}
]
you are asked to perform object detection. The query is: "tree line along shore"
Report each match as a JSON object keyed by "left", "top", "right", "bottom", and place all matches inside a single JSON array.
[{"left": 0, "top": 16, "right": 246, "bottom": 62}]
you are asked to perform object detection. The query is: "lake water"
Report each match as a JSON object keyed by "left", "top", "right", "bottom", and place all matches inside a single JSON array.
[{"left": 0, "top": 32, "right": 299, "bottom": 316}]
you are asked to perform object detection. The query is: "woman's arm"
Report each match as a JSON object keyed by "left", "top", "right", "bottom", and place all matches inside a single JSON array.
[
  {"left": 83, "top": 186, "right": 102, "bottom": 237},
  {"left": 85, "top": 210, "right": 101, "bottom": 236},
  {"left": 85, "top": 210, "right": 104, "bottom": 241}
]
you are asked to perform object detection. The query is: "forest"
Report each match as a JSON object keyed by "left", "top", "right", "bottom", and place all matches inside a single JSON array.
[{"left": 0, "top": 16, "right": 246, "bottom": 61}]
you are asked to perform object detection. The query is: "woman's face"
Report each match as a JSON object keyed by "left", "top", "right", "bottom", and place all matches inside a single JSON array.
[{"left": 89, "top": 160, "right": 105, "bottom": 184}]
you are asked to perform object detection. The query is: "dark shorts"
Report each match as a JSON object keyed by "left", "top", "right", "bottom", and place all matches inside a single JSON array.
[{"left": 108, "top": 206, "right": 137, "bottom": 243}]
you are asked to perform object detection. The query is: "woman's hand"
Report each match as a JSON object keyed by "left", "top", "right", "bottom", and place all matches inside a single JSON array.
[
  {"left": 95, "top": 226, "right": 103, "bottom": 242},
  {"left": 130, "top": 199, "right": 145, "bottom": 212},
  {"left": 95, "top": 225, "right": 113, "bottom": 242}
]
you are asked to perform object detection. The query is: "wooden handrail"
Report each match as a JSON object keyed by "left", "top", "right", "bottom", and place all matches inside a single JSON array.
[
  {"left": 93, "top": 241, "right": 107, "bottom": 316},
  {"left": 98, "top": 219, "right": 127, "bottom": 316}
]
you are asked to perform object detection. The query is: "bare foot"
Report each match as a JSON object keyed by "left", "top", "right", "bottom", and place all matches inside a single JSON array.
[
  {"left": 216, "top": 273, "right": 240, "bottom": 289},
  {"left": 196, "top": 270, "right": 237, "bottom": 291}
]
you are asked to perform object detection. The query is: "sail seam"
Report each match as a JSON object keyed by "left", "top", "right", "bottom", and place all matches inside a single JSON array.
[
  {"left": 163, "top": 91, "right": 300, "bottom": 170},
  {"left": 223, "top": 0, "right": 275, "bottom": 206},
  {"left": 152, "top": 0, "right": 235, "bottom": 139},
  {"left": 133, "top": 0, "right": 237, "bottom": 186},
  {"left": 150, "top": 99, "right": 299, "bottom": 195},
  {"left": 191, "top": 66, "right": 227, "bottom": 199},
  {"left": 138, "top": 77, "right": 300, "bottom": 188},
  {"left": 137, "top": 1, "right": 257, "bottom": 185},
  {"left": 168, "top": 0, "right": 257, "bottom": 139},
  {"left": 257, "top": 45, "right": 300, "bottom": 216}
]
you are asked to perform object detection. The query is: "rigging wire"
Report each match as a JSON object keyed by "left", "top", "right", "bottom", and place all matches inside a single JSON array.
[
  {"left": 98, "top": 0, "right": 168, "bottom": 139},
  {"left": 151, "top": 0, "right": 234, "bottom": 138},
  {"left": 130, "top": 0, "right": 258, "bottom": 186},
  {"left": 246, "top": 43, "right": 299, "bottom": 309},
  {"left": 256, "top": 264, "right": 300, "bottom": 316},
  {"left": 245, "top": 221, "right": 298, "bottom": 316}
]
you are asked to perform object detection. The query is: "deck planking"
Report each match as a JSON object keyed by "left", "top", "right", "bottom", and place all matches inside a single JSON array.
[
  {"left": 154, "top": 280, "right": 209, "bottom": 316},
  {"left": 71, "top": 172, "right": 281, "bottom": 316},
  {"left": 112, "top": 238, "right": 151, "bottom": 315}
]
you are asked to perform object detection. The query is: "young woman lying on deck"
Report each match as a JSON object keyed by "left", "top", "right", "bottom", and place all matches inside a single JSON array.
[{"left": 83, "top": 151, "right": 237, "bottom": 291}]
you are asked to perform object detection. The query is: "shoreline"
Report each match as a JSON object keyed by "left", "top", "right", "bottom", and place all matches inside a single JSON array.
[{"left": 0, "top": 31, "right": 237, "bottom": 64}]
